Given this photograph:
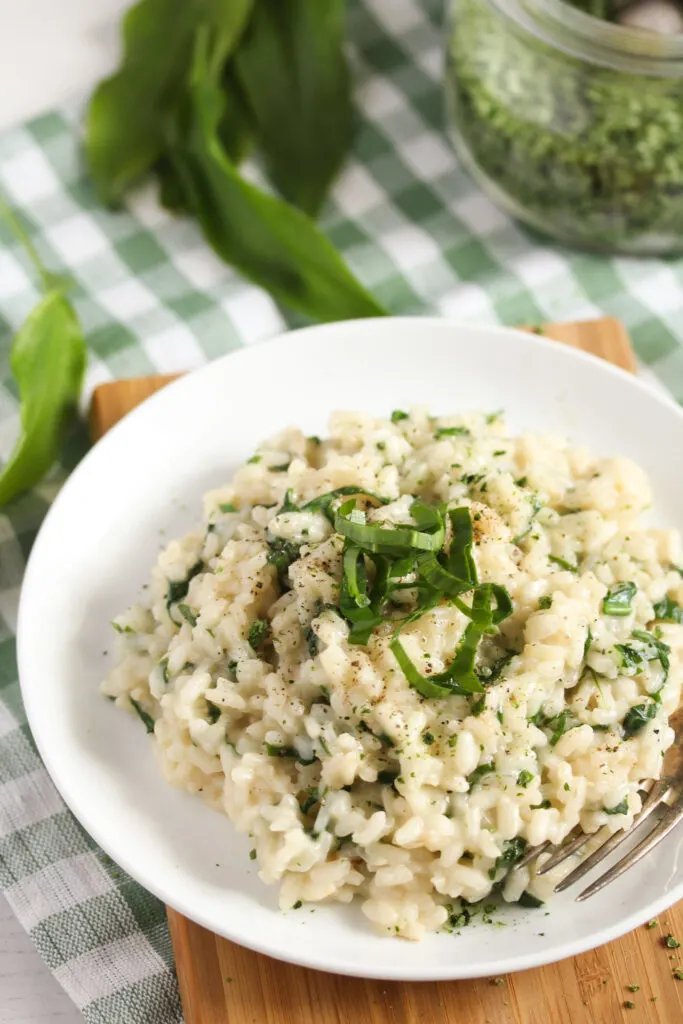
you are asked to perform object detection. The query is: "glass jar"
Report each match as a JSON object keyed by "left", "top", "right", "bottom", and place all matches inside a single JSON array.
[{"left": 446, "top": 0, "right": 683, "bottom": 253}]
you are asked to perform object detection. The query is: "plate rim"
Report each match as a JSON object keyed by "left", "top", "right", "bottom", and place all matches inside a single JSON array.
[{"left": 17, "top": 316, "right": 683, "bottom": 980}]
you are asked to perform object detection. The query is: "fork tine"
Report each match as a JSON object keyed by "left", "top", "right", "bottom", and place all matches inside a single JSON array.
[
  {"left": 552, "top": 784, "right": 670, "bottom": 893},
  {"left": 536, "top": 829, "right": 595, "bottom": 875},
  {"left": 536, "top": 780, "right": 670, "bottom": 877},
  {"left": 517, "top": 840, "right": 550, "bottom": 869},
  {"left": 576, "top": 800, "right": 683, "bottom": 901}
]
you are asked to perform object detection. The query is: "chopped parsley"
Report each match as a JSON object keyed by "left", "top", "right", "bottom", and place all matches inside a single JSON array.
[
  {"left": 247, "top": 454, "right": 261, "bottom": 464},
  {"left": 270, "top": 462, "right": 291, "bottom": 472},
  {"left": 219, "top": 502, "right": 237, "bottom": 513},
  {"left": 248, "top": 618, "right": 270, "bottom": 650},
  {"left": 422, "top": 730, "right": 435, "bottom": 745},
  {"left": 517, "top": 769, "right": 534, "bottom": 788},
  {"left": 604, "top": 798, "right": 628, "bottom": 815},
  {"left": 665, "top": 934, "right": 681, "bottom": 949},
  {"left": 249, "top": 849, "right": 256, "bottom": 860},
  {"left": 391, "top": 409, "right": 409, "bottom": 423},
  {"left": 488, "top": 836, "right": 527, "bottom": 879},
  {"left": 538, "top": 596, "right": 552, "bottom": 610}
]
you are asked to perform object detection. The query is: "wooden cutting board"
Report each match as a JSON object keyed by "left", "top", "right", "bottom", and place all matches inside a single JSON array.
[{"left": 90, "top": 317, "right": 683, "bottom": 1024}]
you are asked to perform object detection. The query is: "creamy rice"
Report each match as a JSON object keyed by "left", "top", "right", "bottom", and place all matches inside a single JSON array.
[{"left": 103, "top": 408, "right": 683, "bottom": 940}]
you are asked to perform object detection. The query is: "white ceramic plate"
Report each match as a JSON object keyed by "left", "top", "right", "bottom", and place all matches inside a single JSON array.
[{"left": 18, "top": 318, "right": 683, "bottom": 980}]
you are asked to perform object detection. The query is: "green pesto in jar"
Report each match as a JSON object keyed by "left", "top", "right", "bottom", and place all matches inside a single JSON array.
[{"left": 446, "top": 0, "right": 683, "bottom": 253}]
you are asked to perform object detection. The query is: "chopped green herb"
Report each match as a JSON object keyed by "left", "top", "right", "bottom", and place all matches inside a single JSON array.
[
  {"left": 647, "top": 919, "right": 658, "bottom": 929},
  {"left": 674, "top": 968, "right": 683, "bottom": 981},
  {"left": 166, "top": 560, "right": 203, "bottom": 610},
  {"left": 436, "top": 426, "right": 470, "bottom": 438},
  {"left": 653, "top": 596, "right": 683, "bottom": 624},
  {"left": 391, "top": 409, "right": 409, "bottom": 423},
  {"left": 515, "top": 476, "right": 528, "bottom": 487},
  {"left": 530, "top": 799, "right": 552, "bottom": 810},
  {"left": 665, "top": 934, "right": 681, "bottom": 949},
  {"left": 305, "top": 626, "right": 319, "bottom": 658},
  {"left": 492, "top": 976, "right": 505, "bottom": 986},
  {"left": 267, "top": 536, "right": 300, "bottom": 587},
  {"left": 266, "top": 743, "right": 299, "bottom": 758},
  {"left": 467, "top": 762, "right": 495, "bottom": 788},
  {"left": 470, "top": 694, "right": 486, "bottom": 716},
  {"left": 270, "top": 462, "right": 290, "bottom": 472},
  {"left": 129, "top": 696, "right": 155, "bottom": 734},
  {"left": 299, "top": 787, "right": 321, "bottom": 815},
  {"left": 493, "top": 450, "right": 506, "bottom": 457},
  {"left": 160, "top": 658, "right": 169, "bottom": 684},
  {"left": 178, "top": 603, "right": 197, "bottom": 626},
  {"left": 422, "top": 730, "right": 435, "bottom": 745},
  {"left": 248, "top": 618, "right": 270, "bottom": 650},
  {"left": 627, "top": 985, "right": 639, "bottom": 993},
  {"left": 249, "top": 848, "right": 257, "bottom": 860},
  {"left": 308, "top": 435, "right": 321, "bottom": 445},
  {"left": 583, "top": 626, "right": 593, "bottom": 659},
  {"left": 488, "top": 836, "right": 527, "bottom": 879},
  {"left": 549, "top": 555, "right": 578, "bottom": 573},
  {"left": 292, "top": 900, "right": 303, "bottom": 910},
  {"left": 318, "top": 736, "right": 331, "bottom": 756},
  {"left": 247, "top": 455, "right": 261, "bottom": 464},
  {"left": 517, "top": 769, "right": 534, "bottom": 788},
  {"left": 112, "top": 621, "right": 135, "bottom": 634},
  {"left": 624, "top": 1002, "right": 636, "bottom": 1011},
  {"left": 538, "top": 596, "right": 552, "bottom": 610},
  {"left": 604, "top": 798, "right": 628, "bottom": 816},
  {"left": 377, "top": 769, "right": 399, "bottom": 787},
  {"left": 603, "top": 581, "right": 637, "bottom": 616},
  {"left": 622, "top": 703, "right": 657, "bottom": 738},
  {"left": 206, "top": 703, "right": 221, "bottom": 724},
  {"left": 517, "top": 891, "right": 544, "bottom": 908},
  {"left": 219, "top": 502, "right": 237, "bottom": 513}
]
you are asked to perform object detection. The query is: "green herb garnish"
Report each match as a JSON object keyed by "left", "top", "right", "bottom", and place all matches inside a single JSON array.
[
  {"left": 622, "top": 703, "right": 658, "bottom": 738},
  {"left": 166, "top": 560, "right": 203, "bottom": 610},
  {"left": 549, "top": 555, "right": 578, "bottom": 573},
  {"left": 604, "top": 798, "right": 628, "bottom": 816},
  {"left": 517, "top": 891, "right": 544, "bottom": 909},
  {"left": 248, "top": 618, "right": 270, "bottom": 650},
  {"left": 129, "top": 696, "right": 155, "bottom": 734},
  {"left": 391, "top": 410, "right": 409, "bottom": 423},
  {"left": 653, "top": 596, "right": 683, "bottom": 624},
  {"left": 517, "top": 769, "right": 534, "bottom": 788},
  {"left": 435, "top": 426, "right": 470, "bottom": 438},
  {"left": 603, "top": 582, "right": 637, "bottom": 616},
  {"left": 178, "top": 603, "right": 197, "bottom": 626},
  {"left": 467, "top": 762, "right": 495, "bottom": 788},
  {"left": 219, "top": 502, "right": 237, "bottom": 513}
]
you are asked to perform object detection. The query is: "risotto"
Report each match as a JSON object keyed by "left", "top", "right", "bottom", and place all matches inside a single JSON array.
[{"left": 103, "top": 408, "right": 683, "bottom": 940}]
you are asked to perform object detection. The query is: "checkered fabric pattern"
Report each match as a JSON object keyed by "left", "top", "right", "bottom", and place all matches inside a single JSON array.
[{"left": 1, "top": 1, "right": 683, "bottom": 1020}]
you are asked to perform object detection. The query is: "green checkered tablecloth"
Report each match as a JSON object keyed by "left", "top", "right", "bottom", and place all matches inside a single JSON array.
[{"left": 2, "top": 1, "right": 683, "bottom": 1022}]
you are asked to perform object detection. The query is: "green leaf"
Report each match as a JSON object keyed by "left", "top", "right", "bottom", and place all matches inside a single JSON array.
[
  {"left": 0, "top": 290, "right": 85, "bottom": 506},
  {"left": 622, "top": 702, "right": 657, "bottom": 738},
  {"left": 167, "top": 27, "right": 385, "bottom": 323},
  {"left": 604, "top": 797, "right": 628, "bottom": 815},
  {"left": 653, "top": 595, "right": 683, "bottom": 624},
  {"left": 86, "top": 0, "right": 254, "bottom": 205},
  {"left": 603, "top": 581, "right": 637, "bottom": 616},
  {"left": 234, "top": 0, "right": 352, "bottom": 216},
  {"left": 248, "top": 618, "right": 270, "bottom": 650},
  {"left": 129, "top": 696, "right": 156, "bottom": 733}
]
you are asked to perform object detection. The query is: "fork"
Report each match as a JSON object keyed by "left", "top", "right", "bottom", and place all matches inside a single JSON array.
[{"left": 517, "top": 705, "right": 683, "bottom": 900}]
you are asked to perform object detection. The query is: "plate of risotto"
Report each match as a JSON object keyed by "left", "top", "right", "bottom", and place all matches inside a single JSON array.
[{"left": 18, "top": 318, "right": 683, "bottom": 979}]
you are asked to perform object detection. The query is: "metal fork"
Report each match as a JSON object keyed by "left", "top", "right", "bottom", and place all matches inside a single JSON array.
[{"left": 517, "top": 705, "right": 683, "bottom": 900}]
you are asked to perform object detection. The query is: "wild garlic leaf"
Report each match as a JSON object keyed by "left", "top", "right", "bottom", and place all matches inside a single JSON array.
[{"left": 234, "top": 0, "right": 352, "bottom": 216}]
